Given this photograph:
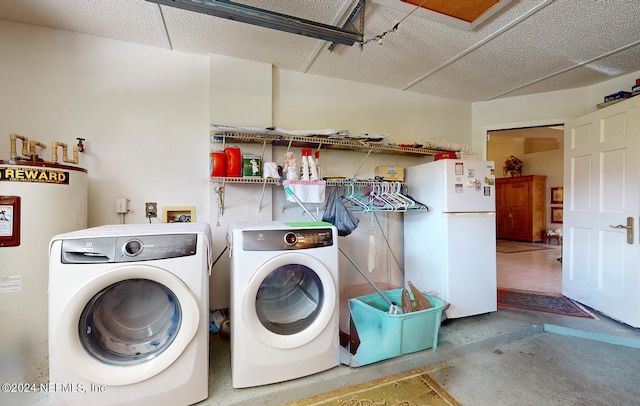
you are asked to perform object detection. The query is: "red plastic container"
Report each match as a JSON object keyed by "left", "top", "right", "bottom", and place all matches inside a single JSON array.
[
  {"left": 434, "top": 151, "right": 457, "bottom": 161},
  {"left": 210, "top": 151, "right": 226, "bottom": 177},
  {"left": 225, "top": 146, "right": 242, "bottom": 177}
]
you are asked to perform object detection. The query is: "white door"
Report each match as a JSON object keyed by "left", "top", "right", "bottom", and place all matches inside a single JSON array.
[{"left": 563, "top": 98, "right": 640, "bottom": 327}]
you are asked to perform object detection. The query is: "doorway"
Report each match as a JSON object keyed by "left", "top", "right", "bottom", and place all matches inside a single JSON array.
[{"left": 487, "top": 125, "right": 564, "bottom": 294}]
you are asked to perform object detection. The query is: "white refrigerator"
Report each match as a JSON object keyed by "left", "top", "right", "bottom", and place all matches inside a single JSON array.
[{"left": 404, "top": 159, "right": 496, "bottom": 319}]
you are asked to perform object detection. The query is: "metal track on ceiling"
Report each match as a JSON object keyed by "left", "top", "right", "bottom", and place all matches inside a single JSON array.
[{"left": 147, "top": 0, "right": 364, "bottom": 46}]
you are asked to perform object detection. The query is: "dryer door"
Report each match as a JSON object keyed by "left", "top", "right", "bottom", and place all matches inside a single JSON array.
[
  {"left": 55, "top": 264, "right": 199, "bottom": 386},
  {"left": 242, "top": 252, "right": 336, "bottom": 349}
]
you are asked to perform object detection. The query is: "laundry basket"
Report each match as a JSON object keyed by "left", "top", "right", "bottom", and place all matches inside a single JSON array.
[{"left": 342, "top": 289, "right": 444, "bottom": 367}]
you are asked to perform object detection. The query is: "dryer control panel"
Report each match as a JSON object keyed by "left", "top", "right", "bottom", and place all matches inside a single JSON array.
[
  {"left": 242, "top": 228, "right": 334, "bottom": 251},
  {"left": 60, "top": 234, "right": 197, "bottom": 263}
]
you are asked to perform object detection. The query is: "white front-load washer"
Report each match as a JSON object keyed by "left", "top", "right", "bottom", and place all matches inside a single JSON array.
[
  {"left": 229, "top": 222, "right": 339, "bottom": 388},
  {"left": 48, "top": 223, "right": 212, "bottom": 406}
]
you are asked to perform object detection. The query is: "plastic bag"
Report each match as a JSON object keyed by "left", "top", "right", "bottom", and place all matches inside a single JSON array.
[{"left": 322, "top": 187, "right": 359, "bottom": 236}]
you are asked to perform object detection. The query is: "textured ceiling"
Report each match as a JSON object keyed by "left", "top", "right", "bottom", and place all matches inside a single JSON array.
[{"left": 1, "top": 0, "right": 639, "bottom": 102}]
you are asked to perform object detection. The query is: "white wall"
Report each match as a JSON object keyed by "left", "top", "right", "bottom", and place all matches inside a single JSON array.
[
  {"left": 0, "top": 21, "right": 211, "bottom": 227},
  {"left": 526, "top": 147, "right": 564, "bottom": 231},
  {"left": 274, "top": 69, "right": 472, "bottom": 145},
  {"left": 472, "top": 71, "right": 640, "bottom": 156},
  {"left": 207, "top": 55, "right": 275, "bottom": 308},
  {"left": 0, "top": 20, "right": 210, "bottom": 386}
]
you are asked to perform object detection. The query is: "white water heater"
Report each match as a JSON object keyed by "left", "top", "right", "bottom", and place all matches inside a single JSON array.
[{"left": 0, "top": 161, "right": 88, "bottom": 385}]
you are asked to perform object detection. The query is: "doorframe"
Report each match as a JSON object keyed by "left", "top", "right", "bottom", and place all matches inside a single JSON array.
[{"left": 484, "top": 116, "right": 569, "bottom": 293}]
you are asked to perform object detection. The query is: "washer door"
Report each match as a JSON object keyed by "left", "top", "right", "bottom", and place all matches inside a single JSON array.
[
  {"left": 242, "top": 252, "right": 336, "bottom": 350},
  {"left": 56, "top": 265, "right": 199, "bottom": 386}
]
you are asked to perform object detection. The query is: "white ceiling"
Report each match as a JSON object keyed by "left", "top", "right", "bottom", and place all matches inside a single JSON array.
[{"left": 1, "top": 0, "right": 639, "bottom": 103}]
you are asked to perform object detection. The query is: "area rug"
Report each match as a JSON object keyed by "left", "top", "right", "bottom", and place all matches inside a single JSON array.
[
  {"left": 284, "top": 367, "right": 461, "bottom": 406},
  {"left": 496, "top": 240, "right": 555, "bottom": 254},
  {"left": 497, "top": 287, "right": 594, "bottom": 319}
]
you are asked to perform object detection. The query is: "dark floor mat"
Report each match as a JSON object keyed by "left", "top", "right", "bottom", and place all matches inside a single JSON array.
[{"left": 497, "top": 287, "right": 594, "bottom": 318}]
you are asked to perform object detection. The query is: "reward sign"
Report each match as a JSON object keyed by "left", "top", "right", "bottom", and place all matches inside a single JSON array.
[{"left": 0, "top": 167, "right": 69, "bottom": 184}]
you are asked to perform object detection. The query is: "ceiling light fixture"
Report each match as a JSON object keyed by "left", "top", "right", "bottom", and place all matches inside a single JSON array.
[{"left": 146, "top": 0, "right": 363, "bottom": 46}]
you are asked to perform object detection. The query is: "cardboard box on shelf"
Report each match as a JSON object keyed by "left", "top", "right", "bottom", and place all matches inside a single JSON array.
[{"left": 375, "top": 166, "right": 404, "bottom": 181}]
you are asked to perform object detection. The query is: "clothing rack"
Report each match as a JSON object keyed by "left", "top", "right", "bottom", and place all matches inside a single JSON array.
[{"left": 331, "top": 180, "right": 428, "bottom": 212}]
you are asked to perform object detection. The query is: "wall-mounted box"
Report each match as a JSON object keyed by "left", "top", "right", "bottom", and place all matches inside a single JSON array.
[{"left": 162, "top": 206, "right": 196, "bottom": 223}]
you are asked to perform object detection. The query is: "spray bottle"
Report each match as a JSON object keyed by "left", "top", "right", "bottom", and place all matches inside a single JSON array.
[
  {"left": 300, "top": 149, "right": 310, "bottom": 180},
  {"left": 309, "top": 148, "right": 319, "bottom": 180},
  {"left": 314, "top": 150, "right": 322, "bottom": 179}
]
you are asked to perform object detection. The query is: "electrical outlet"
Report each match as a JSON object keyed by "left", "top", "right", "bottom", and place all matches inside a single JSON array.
[
  {"left": 115, "top": 198, "right": 129, "bottom": 214},
  {"left": 145, "top": 202, "right": 158, "bottom": 218}
]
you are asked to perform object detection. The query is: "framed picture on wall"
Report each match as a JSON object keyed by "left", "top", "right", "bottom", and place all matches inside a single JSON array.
[
  {"left": 551, "top": 207, "right": 563, "bottom": 224},
  {"left": 551, "top": 187, "right": 563, "bottom": 204}
]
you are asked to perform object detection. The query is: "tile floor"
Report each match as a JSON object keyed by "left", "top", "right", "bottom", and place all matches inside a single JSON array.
[{"left": 496, "top": 241, "right": 562, "bottom": 294}]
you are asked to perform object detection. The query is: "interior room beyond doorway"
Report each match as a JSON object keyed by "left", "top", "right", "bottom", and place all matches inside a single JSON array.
[
  {"left": 487, "top": 125, "right": 564, "bottom": 294},
  {"left": 496, "top": 244, "right": 562, "bottom": 294}
]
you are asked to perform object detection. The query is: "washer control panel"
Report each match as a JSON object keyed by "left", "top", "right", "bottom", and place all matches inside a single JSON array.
[
  {"left": 242, "top": 228, "right": 334, "bottom": 251},
  {"left": 60, "top": 234, "right": 197, "bottom": 263}
]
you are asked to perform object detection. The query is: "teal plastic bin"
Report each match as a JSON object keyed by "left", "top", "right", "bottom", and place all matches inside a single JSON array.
[{"left": 345, "top": 289, "right": 444, "bottom": 367}]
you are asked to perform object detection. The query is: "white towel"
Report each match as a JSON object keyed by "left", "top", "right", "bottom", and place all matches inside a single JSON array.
[{"left": 283, "top": 180, "right": 326, "bottom": 203}]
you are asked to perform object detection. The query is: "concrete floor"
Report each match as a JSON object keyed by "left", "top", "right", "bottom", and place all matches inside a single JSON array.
[
  {"left": 16, "top": 306, "right": 640, "bottom": 406},
  {"left": 201, "top": 306, "right": 640, "bottom": 406}
]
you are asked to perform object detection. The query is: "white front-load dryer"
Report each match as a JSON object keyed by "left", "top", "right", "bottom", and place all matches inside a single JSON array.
[
  {"left": 229, "top": 222, "right": 339, "bottom": 388},
  {"left": 48, "top": 223, "right": 212, "bottom": 406}
]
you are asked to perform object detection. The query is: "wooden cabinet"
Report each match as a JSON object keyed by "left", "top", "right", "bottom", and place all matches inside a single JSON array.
[{"left": 496, "top": 175, "right": 546, "bottom": 242}]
